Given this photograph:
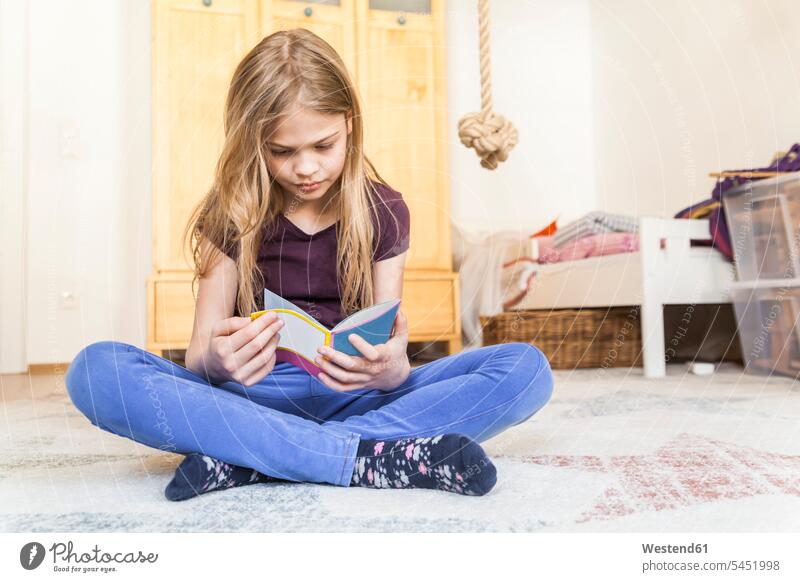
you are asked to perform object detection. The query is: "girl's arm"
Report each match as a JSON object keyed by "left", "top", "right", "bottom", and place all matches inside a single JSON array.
[
  {"left": 186, "top": 240, "right": 284, "bottom": 386},
  {"left": 314, "top": 251, "right": 411, "bottom": 391},
  {"left": 372, "top": 251, "right": 407, "bottom": 302},
  {"left": 185, "top": 241, "right": 239, "bottom": 380}
]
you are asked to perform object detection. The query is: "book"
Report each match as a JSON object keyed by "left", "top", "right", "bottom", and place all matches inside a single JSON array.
[{"left": 250, "top": 288, "right": 401, "bottom": 377}]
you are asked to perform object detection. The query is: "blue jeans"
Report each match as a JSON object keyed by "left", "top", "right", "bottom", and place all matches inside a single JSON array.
[{"left": 64, "top": 341, "right": 554, "bottom": 487}]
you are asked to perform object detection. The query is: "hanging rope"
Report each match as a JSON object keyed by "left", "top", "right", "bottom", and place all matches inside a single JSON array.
[{"left": 457, "top": 0, "right": 518, "bottom": 170}]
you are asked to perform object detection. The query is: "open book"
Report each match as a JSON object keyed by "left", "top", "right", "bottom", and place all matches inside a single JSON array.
[{"left": 250, "top": 288, "right": 401, "bottom": 377}]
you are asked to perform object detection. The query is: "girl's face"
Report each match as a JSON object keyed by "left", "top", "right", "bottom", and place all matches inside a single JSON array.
[{"left": 265, "top": 104, "right": 352, "bottom": 207}]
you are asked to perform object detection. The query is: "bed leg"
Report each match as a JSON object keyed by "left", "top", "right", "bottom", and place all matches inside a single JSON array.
[{"left": 641, "top": 301, "right": 666, "bottom": 378}]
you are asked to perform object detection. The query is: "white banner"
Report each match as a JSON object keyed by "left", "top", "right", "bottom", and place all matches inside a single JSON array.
[{"left": 2, "top": 533, "right": 799, "bottom": 581}]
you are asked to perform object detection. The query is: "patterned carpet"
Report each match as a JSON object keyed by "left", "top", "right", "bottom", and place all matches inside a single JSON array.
[{"left": 2, "top": 363, "right": 798, "bottom": 532}]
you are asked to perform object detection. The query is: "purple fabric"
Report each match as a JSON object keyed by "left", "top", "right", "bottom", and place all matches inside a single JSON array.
[
  {"left": 217, "top": 181, "right": 410, "bottom": 327},
  {"left": 674, "top": 143, "right": 800, "bottom": 261}
]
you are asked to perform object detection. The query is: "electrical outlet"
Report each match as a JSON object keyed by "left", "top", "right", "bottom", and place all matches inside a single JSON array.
[{"left": 59, "top": 123, "right": 79, "bottom": 159}]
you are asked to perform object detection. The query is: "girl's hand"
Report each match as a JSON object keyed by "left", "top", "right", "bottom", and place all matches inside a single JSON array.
[
  {"left": 205, "top": 312, "right": 285, "bottom": 387},
  {"left": 314, "top": 310, "right": 411, "bottom": 392}
]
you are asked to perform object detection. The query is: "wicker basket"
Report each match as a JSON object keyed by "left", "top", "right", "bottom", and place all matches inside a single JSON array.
[{"left": 480, "top": 307, "right": 642, "bottom": 369}]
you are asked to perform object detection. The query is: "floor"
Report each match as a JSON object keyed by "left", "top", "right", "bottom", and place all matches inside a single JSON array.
[{"left": 1, "top": 360, "right": 799, "bottom": 532}]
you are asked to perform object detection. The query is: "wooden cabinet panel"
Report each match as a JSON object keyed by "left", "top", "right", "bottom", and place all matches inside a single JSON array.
[
  {"left": 402, "top": 276, "right": 457, "bottom": 337},
  {"left": 148, "top": 273, "right": 460, "bottom": 350},
  {"left": 356, "top": 1, "right": 450, "bottom": 272},
  {"left": 264, "top": 1, "right": 357, "bottom": 75},
  {"left": 153, "top": 280, "right": 196, "bottom": 345},
  {"left": 152, "top": 0, "right": 259, "bottom": 272},
  {"left": 148, "top": 273, "right": 459, "bottom": 351}
]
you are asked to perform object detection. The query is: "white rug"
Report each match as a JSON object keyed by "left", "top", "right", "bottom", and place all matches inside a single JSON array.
[{"left": 2, "top": 364, "right": 799, "bottom": 532}]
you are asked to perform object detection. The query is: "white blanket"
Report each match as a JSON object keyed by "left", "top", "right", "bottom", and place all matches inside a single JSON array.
[{"left": 452, "top": 223, "right": 535, "bottom": 349}]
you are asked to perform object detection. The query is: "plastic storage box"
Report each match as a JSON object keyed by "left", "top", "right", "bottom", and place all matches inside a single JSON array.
[
  {"left": 724, "top": 173, "right": 800, "bottom": 378},
  {"left": 729, "top": 279, "right": 800, "bottom": 379},
  {"left": 722, "top": 173, "right": 800, "bottom": 281}
]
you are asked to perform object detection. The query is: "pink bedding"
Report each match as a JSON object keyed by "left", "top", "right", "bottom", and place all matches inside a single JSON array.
[{"left": 536, "top": 232, "right": 639, "bottom": 263}]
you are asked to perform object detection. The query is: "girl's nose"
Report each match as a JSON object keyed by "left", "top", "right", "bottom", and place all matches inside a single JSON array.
[{"left": 293, "top": 152, "right": 320, "bottom": 178}]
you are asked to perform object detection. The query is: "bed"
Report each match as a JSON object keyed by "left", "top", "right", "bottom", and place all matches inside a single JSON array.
[{"left": 501, "top": 217, "right": 737, "bottom": 378}]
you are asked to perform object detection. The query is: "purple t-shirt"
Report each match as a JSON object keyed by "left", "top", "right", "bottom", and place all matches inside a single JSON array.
[{"left": 217, "top": 181, "right": 410, "bottom": 327}]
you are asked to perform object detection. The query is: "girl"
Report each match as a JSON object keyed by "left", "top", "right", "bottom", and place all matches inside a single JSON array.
[{"left": 65, "top": 29, "right": 554, "bottom": 501}]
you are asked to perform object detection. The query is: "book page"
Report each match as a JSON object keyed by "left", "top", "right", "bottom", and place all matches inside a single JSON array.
[
  {"left": 270, "top": 310, "right": 328, "bottom": 362},
  {"left": 263, "top": 288, "right": 322, "bottom": 327},
  {"left": 332, "top": 299, "right": 400, "bottom": 331}
]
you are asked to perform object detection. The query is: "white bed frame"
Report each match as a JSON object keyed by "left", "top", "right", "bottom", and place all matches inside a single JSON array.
[{"left": 514, "top": 217, "right": 736, "bottom": 378}]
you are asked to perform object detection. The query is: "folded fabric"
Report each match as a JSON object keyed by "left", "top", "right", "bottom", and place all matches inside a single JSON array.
[
  {"left": 538, "top": 232, "right": 639, "bottom": 263},
  {"left": 552, "top": 211, "right": 638, "bottom": 247}
]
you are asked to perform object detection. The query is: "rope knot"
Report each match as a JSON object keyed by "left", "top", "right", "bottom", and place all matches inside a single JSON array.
[{"left": 458, "top": 111, "right": 518, "bottom": 170}]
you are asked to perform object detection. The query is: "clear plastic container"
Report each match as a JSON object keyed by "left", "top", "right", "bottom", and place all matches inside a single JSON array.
[
  {"left": 722, "top": 173, "right": 800, "bottom": 281},
  {"left": 730, "top": 278, "right": 800, "bottom": 379}
]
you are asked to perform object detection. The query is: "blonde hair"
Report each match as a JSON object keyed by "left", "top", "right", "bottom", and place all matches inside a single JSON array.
[{"left": 182, "top": 28, "right": 391, "bottom": 320}]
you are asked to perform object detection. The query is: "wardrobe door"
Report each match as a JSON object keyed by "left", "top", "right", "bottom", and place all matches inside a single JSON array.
[
  {"left": 261, "top": 1, "right": 357, "bottom": 75},
  {"left": 152, "top": 0, "right": 260, "bottom": 272},
  {"left": 356, "top": 0, "right": 451, "bottom": 272},
  {"left": 150, "top": 0, "right": 259, "bottom": 354}
]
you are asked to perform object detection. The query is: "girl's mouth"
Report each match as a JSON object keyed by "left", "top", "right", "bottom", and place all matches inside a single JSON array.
[{"left": 297, "top": 182, "right": 321, "bottom": 193}]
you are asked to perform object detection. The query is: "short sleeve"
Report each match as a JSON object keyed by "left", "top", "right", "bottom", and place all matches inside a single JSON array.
[
  {"left": 198, "top": 215, "right": 240, "bottom": 261},
  {"left": 371, "top": 183, "right": 411, "bottom": 262},
  {"left": 220, "top": 236, "right": 239, "bottom": 261}
]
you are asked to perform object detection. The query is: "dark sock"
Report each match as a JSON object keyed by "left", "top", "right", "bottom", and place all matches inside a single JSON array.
[
  {"left": 350, "top": 434, "right": 497, "bottom": 496},
  {"left": 165, "top": 453, "right": 278, "bottom": 501}
]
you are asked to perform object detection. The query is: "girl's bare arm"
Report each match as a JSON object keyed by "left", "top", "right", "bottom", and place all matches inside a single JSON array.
[
  {"left": 184, "top": 241, "right": 239, "bottom": 380},
  {"left": 372, "top": 251, "right": 407, "bottom": 303},
  {"left": 185, "top": 240, "right": 284, "bottom": 386}
]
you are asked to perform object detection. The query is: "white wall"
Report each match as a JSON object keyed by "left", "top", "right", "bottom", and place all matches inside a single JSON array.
[
  {"left": 23, "top": 0, "right": 151, "bottom": 366},
  {"left": 591, "top": 0, "right": 800, "bottom": 217},
  {"left": 447, "top": 0, "right": 596, "bottom": 234},
  {"left": 0, "top": 0, "right": 29, "bottom": 373}
]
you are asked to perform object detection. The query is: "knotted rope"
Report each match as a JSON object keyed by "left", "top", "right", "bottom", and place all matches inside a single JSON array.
[{"left": 457, "top": 0, "right": 518, "bottom": 170}]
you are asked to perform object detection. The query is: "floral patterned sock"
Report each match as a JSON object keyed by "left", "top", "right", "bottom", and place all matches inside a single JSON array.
[
  {"left": 164, "top": 453, "right": 278, "bottom": 501},
  {"left": 350, "top": 434, "right": 497, "bottom": 496}
]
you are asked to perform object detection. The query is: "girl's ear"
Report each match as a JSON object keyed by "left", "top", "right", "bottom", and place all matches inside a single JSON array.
[{"left": 346, "top": 111, "right": 353, "bottom": 135}]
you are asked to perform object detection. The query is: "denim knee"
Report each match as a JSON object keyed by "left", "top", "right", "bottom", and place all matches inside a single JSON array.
[
  {"left": 65, "top": 340, "right": 130, "bottom": 427},
  {"left": 500, "top": 342, "right": 554, "bottom": 424}
]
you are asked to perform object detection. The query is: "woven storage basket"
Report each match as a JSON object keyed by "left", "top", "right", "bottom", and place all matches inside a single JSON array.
[{"left": 480, "top": 307, "right": 642, "bottom": 369}]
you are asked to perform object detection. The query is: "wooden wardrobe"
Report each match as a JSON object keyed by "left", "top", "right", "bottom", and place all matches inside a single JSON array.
[{"left": 148, "top": 0, "right": 461, "bottom": 356}]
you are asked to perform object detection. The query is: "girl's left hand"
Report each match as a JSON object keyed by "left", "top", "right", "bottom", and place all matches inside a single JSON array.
[{"left": 314, "top": 310, "right": 411, "bottom": 392}]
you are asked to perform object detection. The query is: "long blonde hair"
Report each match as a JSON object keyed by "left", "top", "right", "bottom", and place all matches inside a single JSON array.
[{"left": 182, "top": 28, "right": 390, "bottom": 319}]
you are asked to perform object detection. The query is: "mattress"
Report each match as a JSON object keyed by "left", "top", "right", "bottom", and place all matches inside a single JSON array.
[{"left": 511, "top": 247, "right": 734, "bottom": 311}]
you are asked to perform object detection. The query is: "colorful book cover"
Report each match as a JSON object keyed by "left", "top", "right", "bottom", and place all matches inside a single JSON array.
[{"left": 250, "top": 288, "right": 401, "bottom": 377}]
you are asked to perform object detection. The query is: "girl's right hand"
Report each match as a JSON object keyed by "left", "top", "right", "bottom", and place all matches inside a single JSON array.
[{"left": 205, "top": 312, "right": 285, "bottom": 387}]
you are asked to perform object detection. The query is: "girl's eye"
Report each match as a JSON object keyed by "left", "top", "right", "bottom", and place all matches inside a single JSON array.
[{"left": 270, "top": 144, "right": 333, "bottom": 156}]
